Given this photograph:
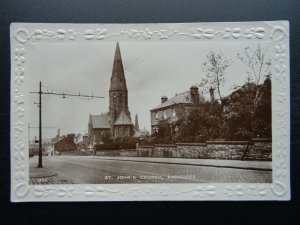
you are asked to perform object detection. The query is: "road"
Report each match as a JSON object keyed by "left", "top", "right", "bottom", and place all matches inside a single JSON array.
[{"left": 29, "top": 156, "right": 272, "bottom": 184}]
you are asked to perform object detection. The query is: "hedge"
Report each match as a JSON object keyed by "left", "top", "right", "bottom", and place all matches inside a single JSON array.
[{"left": 95, "top": 142, "right": 136, "bottom": 151}]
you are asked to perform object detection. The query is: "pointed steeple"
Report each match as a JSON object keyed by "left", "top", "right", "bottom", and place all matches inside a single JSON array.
[{"left": 110, "top": 42, "right": 127, "bottom": 91}]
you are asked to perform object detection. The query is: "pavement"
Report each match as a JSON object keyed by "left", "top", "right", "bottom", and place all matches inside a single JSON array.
[
  {"left": 93, "top": 156, "right": 272, "bottom": 171},
  {"left": 30, "top": 158, "right": 73, "bottom": 185},
  {"left": 30, "top": 167, "right": 56, "bottom": 178},
  {"left": 29, "top": 156, "right": 272, "bottom": 184}
]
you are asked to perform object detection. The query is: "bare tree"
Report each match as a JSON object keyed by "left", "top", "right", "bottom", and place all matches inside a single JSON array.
[
  {"left": 237, "top": 44, "right": 271, "bottom": 108},
  {"left": 201, "top": 50, "right": 233, "bottom": 103}
]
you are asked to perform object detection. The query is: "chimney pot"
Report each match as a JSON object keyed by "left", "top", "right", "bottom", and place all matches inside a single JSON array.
[
  {"left": 161, "top": 96, "right": 168, "bottom": 103},
  {"left": 190, "top": 85, "right": 200, "bottom": 104}
]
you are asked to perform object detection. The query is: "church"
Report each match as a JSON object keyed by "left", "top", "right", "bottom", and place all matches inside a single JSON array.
[{"left": 87, "top": 43, "right": 135, "bottom": 146}]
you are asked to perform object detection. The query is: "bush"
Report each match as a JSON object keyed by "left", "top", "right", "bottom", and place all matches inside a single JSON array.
[
  {"left": 95, "top": 143, "right": 121, "bottom": 150},
  {"left": 95, "top": 139, "right": 137, "bottom": 150}
]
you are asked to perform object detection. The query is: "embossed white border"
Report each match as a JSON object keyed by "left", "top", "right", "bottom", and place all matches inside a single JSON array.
[{"left": 10, "top": 21, "right": 290, "bottom": 201}]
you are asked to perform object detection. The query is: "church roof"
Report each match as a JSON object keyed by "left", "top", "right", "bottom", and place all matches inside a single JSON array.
[
  {"left": 114, "top": 110, "right": 133, "bottom": 126},
  {"left": 90, "top": 115, "right": 110, "bottom": 129},
  {"left": 151, "top": 91, "right": 192, "bottom": 111}
]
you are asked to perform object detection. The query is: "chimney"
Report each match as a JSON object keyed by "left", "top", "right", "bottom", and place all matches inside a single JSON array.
[
  {"left": 135, "top": 114, "right": 139, "bottom": 131},
  {"left": 57, "top": 129, "right": 60, "bottom": 138},
  {"left": 161, "top": 96, "right": 168, "bottom": 103},
  {"left": 209, "top": 87, "right": 215, "bottom": 102},
  {"left": 190, "top": 85, "right": 200, "bottom": 104}
]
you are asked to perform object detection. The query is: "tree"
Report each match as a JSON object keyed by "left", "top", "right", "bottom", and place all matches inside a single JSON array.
[
  {"left": 237, "top": 44, "right": 271, "bottom": 108},
  {"left": 100, "top": 131, "right": 111, "bottom": 143},
  {"left": 201, "top": 50, "right": 233, "bottom": 104},
  {"left": 221, "top": 77, "right": 272, "bottom": 140},
  {"left": 175, "top": 102, "right": 222, "bottom": 142},
  {"left": 251, "top": 77, "right": 272, "bottom": 138},
  {"left": 152, "top": 119, "right": 172, "bottom": 144},
  {"left": 222, "top": 83, "right": 256, "bottom": 140}
]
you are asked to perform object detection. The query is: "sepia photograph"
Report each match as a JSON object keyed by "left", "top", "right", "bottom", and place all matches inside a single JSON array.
[{"left": 10, "top": 22, "right": 290, "bottom": 201}]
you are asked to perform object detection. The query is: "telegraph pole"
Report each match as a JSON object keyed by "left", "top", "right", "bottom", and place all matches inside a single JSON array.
[
  {"left": 38, "top": 81, "right": 42, "bottom": 167},
  {"left": 31, "top": 81, "right": 104, "bottom": 168}
]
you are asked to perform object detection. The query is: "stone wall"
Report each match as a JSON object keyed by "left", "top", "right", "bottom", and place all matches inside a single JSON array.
[
  {"left": 120, "top": 149, "right": 139, "bottom": 157},
  {"left": 247, "top": 140, "right": 272, "bottom": 160},
  {"left": 79, "top": 139, "right": 271, "bottom": 161},
  {"left": 96, "top": 150, "right": 121, "bottom": 156},
  {"left": 136, "top": 139, "right": 271, "bottom": 161}
]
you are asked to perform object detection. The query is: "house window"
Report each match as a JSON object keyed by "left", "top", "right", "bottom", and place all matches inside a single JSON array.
[
  {"left": 153, "top": 126, "right": 158, "bottom": 133},
  {"left": 172, "top": 108, "right": 176, "bottom": 117},
  {"left": 163, "top": 110, "right": 167, "bottom": 119},
  {"left": 155, "top": 112, "right": 158, "bottom": 119}
]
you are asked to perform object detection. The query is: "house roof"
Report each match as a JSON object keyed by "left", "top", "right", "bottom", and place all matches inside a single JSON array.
[
  {"left": 151, "top": 91, "right": 192, "bottom": 111},
  {"left": 114, "top": 110, "right": 133, "bottom": 126},
  {"left": 90, "top": 115, "right": 110, "bottom": 129}
]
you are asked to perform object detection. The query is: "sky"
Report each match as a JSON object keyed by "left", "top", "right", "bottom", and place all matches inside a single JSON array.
[{"left": 27, "top": 40, "right": 272, "bottom": 140}]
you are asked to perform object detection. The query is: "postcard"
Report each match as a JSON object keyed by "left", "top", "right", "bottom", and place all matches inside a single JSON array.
[{"left": 10, "top": 21, "right": 290, "bottom": 201}]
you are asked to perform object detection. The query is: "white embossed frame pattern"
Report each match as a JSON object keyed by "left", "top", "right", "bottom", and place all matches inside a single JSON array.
[{"left": 10, "top": 22, "right": 290, "bottom": 201}]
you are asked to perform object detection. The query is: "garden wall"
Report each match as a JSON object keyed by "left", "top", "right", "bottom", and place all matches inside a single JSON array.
[{"left": 136, "top": 139, "right": 271, "bottom": 161}]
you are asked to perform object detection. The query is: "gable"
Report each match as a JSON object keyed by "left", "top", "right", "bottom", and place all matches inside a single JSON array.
[
  {"left": 114, "top": 110, "right": 133, "bottom": 125},
  {"left": 151, "top": 91, "right": 192, "bottom": 111}
]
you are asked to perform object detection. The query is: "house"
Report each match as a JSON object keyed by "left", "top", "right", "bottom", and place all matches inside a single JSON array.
[
  {"left": 54, "top": 134, "right": 77, "bottom": 152},
  {"left": 150, "top": 86, "right": 206, "bottom": 134}
]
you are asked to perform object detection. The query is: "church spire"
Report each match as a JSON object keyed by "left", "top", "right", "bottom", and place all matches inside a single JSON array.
[{"left": 110, "top": 42, "right": 127, "bottom": 91}]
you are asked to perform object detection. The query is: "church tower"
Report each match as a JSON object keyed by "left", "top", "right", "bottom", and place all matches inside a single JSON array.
[{"left": 109, "top": 42, "right": 133, "bottom": 139}]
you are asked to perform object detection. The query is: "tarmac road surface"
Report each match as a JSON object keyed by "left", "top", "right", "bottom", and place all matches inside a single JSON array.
[{"left": 29, "top": 155, "right": 272, "bottom": 184}]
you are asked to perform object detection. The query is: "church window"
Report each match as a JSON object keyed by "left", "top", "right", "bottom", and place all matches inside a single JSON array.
[{"left": 119, "top": 93, "right": 123, "bottom": 104}]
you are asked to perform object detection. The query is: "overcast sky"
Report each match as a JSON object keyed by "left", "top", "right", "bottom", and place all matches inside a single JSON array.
[{"left": 27, "top": 40, "right": 272, "bottom": 140}]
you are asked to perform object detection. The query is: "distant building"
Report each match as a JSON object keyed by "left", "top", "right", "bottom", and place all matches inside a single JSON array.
[
  {"left": 135, "top": 127, "right": 150, "bottom": 137},
  {"left": 54, "top": 134, "right": 77, "bottom": 152},
  {"left": 134, "top": 114, "right": 150, "bottom": 138},
  {"left": 87, "top": 43, "right": 134, "bottom": 145},
  {"left": 82, "top": 134, "right": 89, "bottom": 147},
  {"left": 150, "top": 86, "right": 206, "bottom": 134}
]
